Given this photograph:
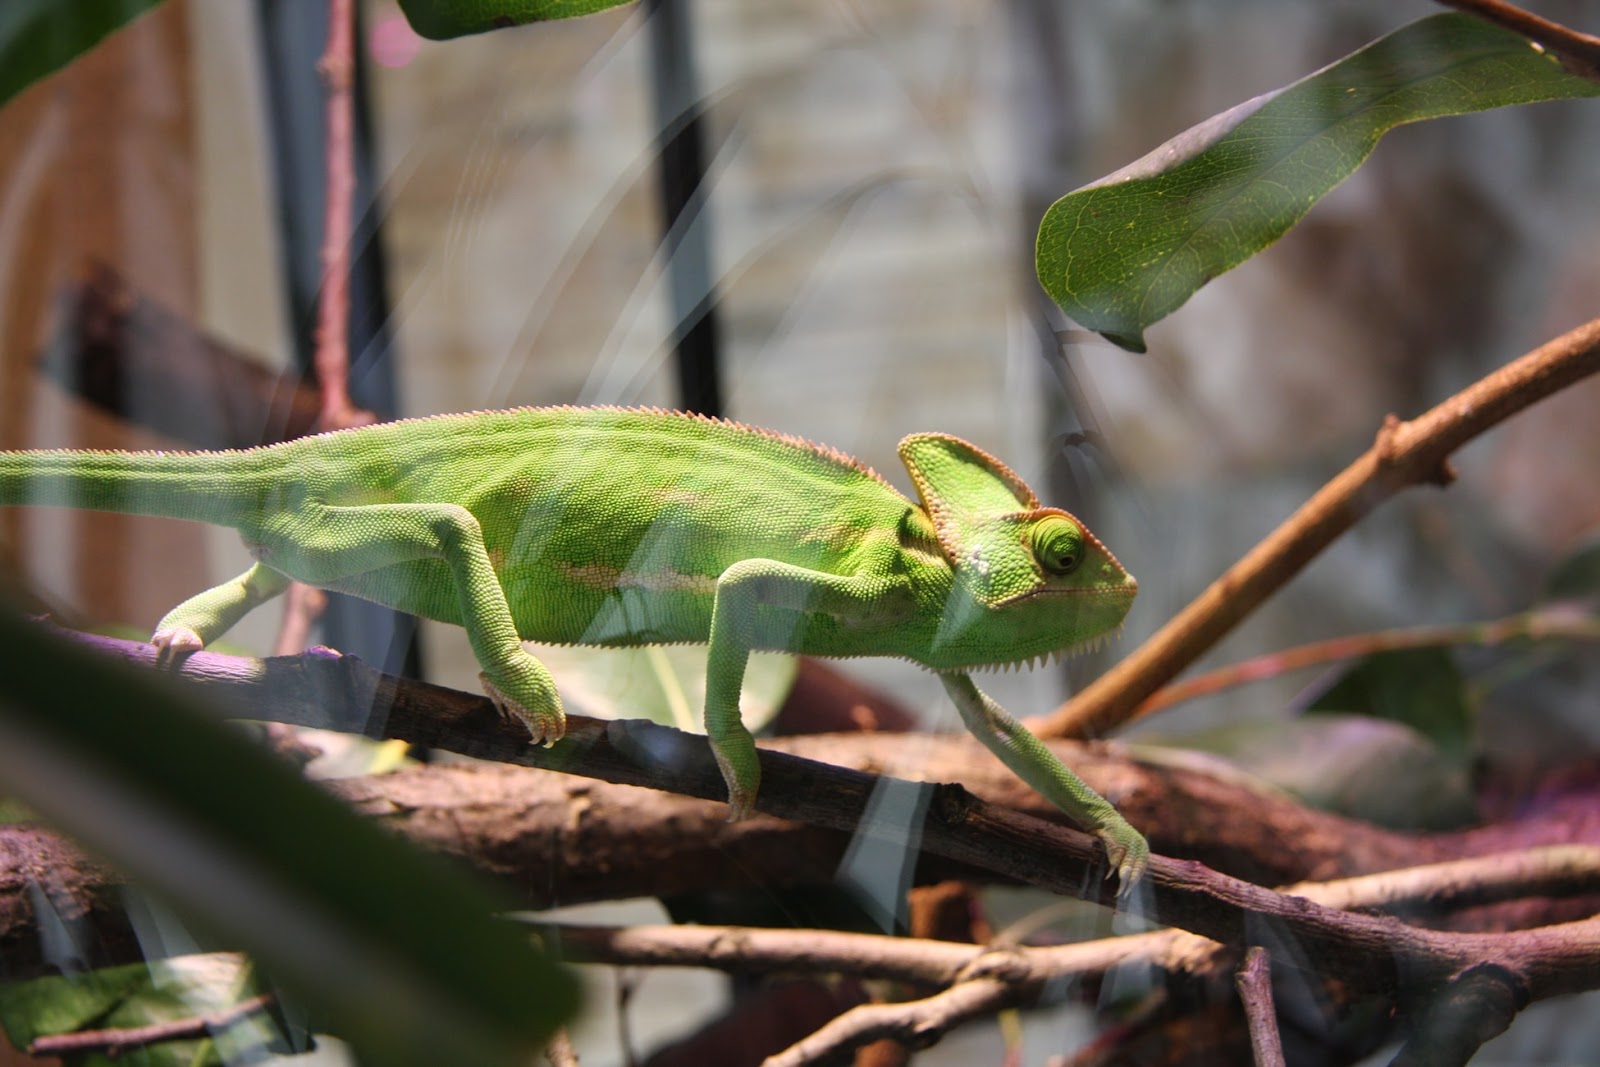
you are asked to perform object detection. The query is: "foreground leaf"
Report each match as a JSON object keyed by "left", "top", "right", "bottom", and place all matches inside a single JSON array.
[
  {"left": 395, "top": 0, "right": 636, "bottom": 40},
  {"left": 0, "top": 611, "right": 577, "bottom": 1066},
  {"left": 1037, "top": 13, "right": 1600, "bottom": 351},
  {"left": 0, "top": 0, "right": 166, "bottom": 112}
]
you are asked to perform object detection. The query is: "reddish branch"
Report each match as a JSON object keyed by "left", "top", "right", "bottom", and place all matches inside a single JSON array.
[
  {"left": 313, "top": 0, "right": 360, "bottom": 431},
  {"left": 1436, "top": 0, "right": 1600, "bottom": 81},
  {"left": 1130, "top": 605, "right": 1600, "bottom": 721},
  {"left": 1039, "top": 315, "right": 1600, "bottom": 741}
]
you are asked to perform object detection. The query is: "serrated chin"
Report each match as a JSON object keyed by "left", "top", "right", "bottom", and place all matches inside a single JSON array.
[{"left": 962, "top": 623, "right": 1126, "bottom": 674}]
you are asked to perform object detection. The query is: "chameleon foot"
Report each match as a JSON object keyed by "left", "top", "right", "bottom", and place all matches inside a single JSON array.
[
  {"left": 479, "top": 672, "right": 565, "bottom": 747},
  {"left": 1098, "top": 824, "right": 1150, "bottom": 898},
  {"left": 712, "top": 743, "right": 760, "bottom": 822},
  {"left": 150, "top": 625, "right": 205, "bottom": 667}
]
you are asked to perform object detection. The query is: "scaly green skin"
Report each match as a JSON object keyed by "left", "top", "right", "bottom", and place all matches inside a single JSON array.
[{"left": 0, "top": 407, "right": 1147, "bottom": 890}]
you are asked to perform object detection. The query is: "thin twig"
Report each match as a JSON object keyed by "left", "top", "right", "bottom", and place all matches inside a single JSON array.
[
  {"left": 1436, "top": 0, "right": 1600, "bottom": 81},
  {"left": 29, "top": 993, "right": 276, "bottom": 1056},
  {"left": 1038, "top": 315, "right": 1600, "bottom": 741},
  {"left": 1235, "top": 947, "right": 1286, "bottom": 1067},
  {"left": 534, "top": 846, "right": 1600, "bottom": 988},
  {"left": 762, "top": 977, "right": 1010, "bottom": 1067},
  {"left": 278, "top": 0, "right": 372, "bottom": 659},
  {"left": 313, "top": 0, "right": 360, "bottom": 431},
  {"left": 541, "top": 848, "right": 1600, "bottom": 1064},
  {"left": 1131, "top": 604, "right": 1600, "bottom": 720}
]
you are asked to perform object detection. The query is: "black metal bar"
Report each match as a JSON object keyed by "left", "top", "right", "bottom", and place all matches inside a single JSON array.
[{"left": 645, "top": 0, "right": 724, "bottom": 416}]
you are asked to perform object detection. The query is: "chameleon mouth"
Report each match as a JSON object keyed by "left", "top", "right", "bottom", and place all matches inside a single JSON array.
[{"left": 962, "top": 623, "right": 1126, "bottom": 674}]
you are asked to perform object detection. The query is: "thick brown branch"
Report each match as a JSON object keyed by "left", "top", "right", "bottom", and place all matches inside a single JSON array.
[
  {"left": 1039, "top": 316, "right": 1600, "bottom": 740},
  {"left": 16, "top": 630, "right": 1600, "bottom": 1004}
]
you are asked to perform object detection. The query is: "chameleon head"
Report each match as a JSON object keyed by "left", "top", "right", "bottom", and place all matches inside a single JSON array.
[{"left": 897, "top": 433, "right": 1137, "bottom": 668}]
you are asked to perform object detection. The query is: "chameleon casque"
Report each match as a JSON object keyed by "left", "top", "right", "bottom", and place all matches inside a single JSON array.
[{"left": 0, "top": 407, "right": 1148, "bottom": 888}]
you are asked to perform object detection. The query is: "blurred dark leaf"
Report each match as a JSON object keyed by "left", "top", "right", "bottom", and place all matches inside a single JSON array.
[
  {"left": 0, "top": 0, "right": 167, "bottom": 111},
  {"left": 0, "top": 610, "right": 578, "bottom": 1066},
  {"left": 1310, "top": 647, "right": 1474, "bottom": 766},
  {"left": 1157, "top": 713, "right": 1475, "bottom": 830},
  {"left": 1541, "top": 529, "right": 1600, "bottom": 604}
]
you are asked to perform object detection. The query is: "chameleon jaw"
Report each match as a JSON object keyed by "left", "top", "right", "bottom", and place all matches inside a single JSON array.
[{"left": 951, "top": 622, "right": 1127, "bottom": 675}]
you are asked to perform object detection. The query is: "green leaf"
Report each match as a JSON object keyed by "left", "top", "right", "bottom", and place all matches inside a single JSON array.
[
  {"left": 1541, "top": 528, "right": 1600, "bottom": 603},
  {"left": 1036, "top": 13, "right": 1600, "bottom": 352},
  {"left": 528, "top": 642, "right": 795, "bottom": 734},
  {"left": 0, "top": 954, "right": 289, "bottom": 1067},
  {"left": 395, "top": 0, "right": 637, "bottom": 40},
  {"left": 0, "top": 610, "right": 578, "bottom": 1066},
  {"left": 1154, "top": 715, "right": 1474, "bottom": 830},
  {"left": 1309, "top": 647, "right": 1475, "bottom": 766},
  {"left": 0, "top": 0, "right": 167, "bottom": 112}
]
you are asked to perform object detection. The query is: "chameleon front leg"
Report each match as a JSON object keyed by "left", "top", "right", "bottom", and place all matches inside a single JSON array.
[
  {"left": 266, "top": 503, "right": 564, "bottom": 744},
  {"left": 150, "top": 562, "right": 293, "bottom": 663},
  {"left": 705, "top": 560, "right": 910, "bottom": 820},
  {"left": 939, "top": 673, "right": 1149, "bottom": 894}
]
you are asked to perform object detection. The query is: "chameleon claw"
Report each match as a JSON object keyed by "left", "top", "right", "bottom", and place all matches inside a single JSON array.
[
  {"left": 1099, "top": 825, "right": 1150, "bottom": 900},
  {"left": 150, "top": 625, "right": 205, "bottom": 667},
  {"left": 479, "top": 673, "right": 565, "bottom": 747}
]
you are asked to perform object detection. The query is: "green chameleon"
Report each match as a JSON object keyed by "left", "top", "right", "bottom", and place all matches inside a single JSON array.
[{"left": 0, "top": 407, "right": 1147, "bottom": 889}]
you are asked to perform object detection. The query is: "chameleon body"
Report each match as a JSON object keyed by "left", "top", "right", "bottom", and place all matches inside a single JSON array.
[{"left": 0, "top": 407, "right": 1147, "bottom": 888}]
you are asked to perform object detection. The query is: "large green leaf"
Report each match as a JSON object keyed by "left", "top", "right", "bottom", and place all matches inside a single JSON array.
[
  {"left": 1037, "top": 13, "right": 1600, "bottom": 352},
  {"left": 0, "top": 609, "right": 578, "bottom": 1066},
  {"left": 0, "top": 0, "right": 167, "bottom": 112},
  {"left": 396, "top": 0, "right": 636, "bottom": 40}
]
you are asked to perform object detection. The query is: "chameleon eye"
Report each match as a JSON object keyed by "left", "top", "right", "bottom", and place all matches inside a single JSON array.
[{"left": 1032, "top": 517, "right": 1084, "bottom": 576}]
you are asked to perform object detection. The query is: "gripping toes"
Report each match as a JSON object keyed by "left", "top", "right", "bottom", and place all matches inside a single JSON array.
[
  {"left": 479, "top": 653, "right": 565, "bottom": 746},
  {"left": 150, "top": 625, "right": 206, "bottom": 667},
  {"left": 1099, "top": 822, "right": 1151, "bottom": 898}
]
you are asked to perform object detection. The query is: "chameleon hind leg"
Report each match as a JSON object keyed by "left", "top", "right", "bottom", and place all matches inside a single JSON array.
[
  {"left": 939, "top": 673, "right": 1148, "bottom": 895},
  {"left": 151, "top": 562, "right": 293, "bottom": 664},
  {"left": 260, "top": 502, "right": 564, "bottom": 744},
  {"left": 705, "top": 559, "right": 911, "bottom": 820}
]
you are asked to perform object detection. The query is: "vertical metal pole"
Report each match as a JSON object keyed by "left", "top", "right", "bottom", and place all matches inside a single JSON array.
[{"left": 645, "top": 0, "right": 724, "bottom": 416}]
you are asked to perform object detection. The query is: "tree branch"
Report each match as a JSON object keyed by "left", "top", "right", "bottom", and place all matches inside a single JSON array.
[
  {"left": 1129, "top": 604, "right": 1600, "bottom": 721},
  {"left": 535, "top": 849, "right": 1600, "bottom": 1064},
  {"left": 1435, "top": 0, "right": 1600, "bottom": 81},
  {"left": 762, "top": 977, "right": 1011, "bottom": 1067},
  {"left": 1038, "top": 315, "right": 1600, "bottom": 741},
  {"left": 1235, "top": 947, "right": 1286, "bottom": 1067},
  {"left": 17, "top": 629, "right": 1600, "bottom": 1004}
]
